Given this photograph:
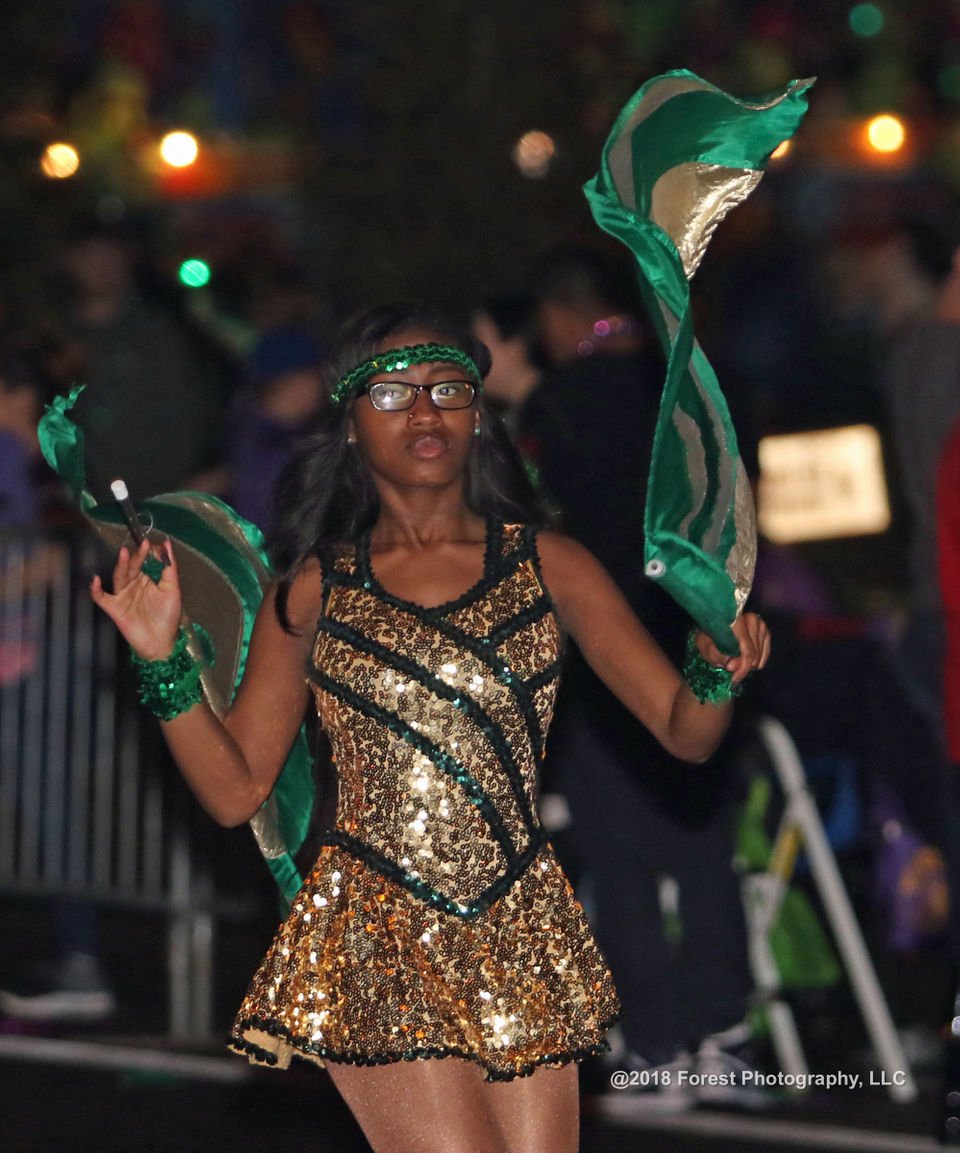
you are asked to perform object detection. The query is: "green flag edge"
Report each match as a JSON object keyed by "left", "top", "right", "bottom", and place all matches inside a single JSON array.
[{"left": 38, "top": 386, "right": 313, "bottom": 909}]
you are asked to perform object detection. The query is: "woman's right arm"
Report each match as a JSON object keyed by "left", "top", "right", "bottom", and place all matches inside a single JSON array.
[{"left": 91, "top": 537, "right": 317, "bottom": 828}]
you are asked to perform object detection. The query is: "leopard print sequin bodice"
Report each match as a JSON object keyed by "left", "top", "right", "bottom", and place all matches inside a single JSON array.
[{"left": 309, "top": 521, "right": 562, "bottom": 917}]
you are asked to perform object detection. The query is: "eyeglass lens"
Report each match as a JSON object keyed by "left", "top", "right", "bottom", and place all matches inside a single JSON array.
[{"left": 367, "top": 380, "right": 475, "bottom": 411}]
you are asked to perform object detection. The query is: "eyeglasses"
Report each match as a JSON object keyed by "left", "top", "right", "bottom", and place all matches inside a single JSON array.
[{"left": 364, "top": 379, "right": 476, "bottom": 412}]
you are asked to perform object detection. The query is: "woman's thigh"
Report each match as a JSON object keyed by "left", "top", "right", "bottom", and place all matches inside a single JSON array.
[
  {"left": 486, "top": 1063, "right": 580, "bottom": 1153},
  {"left": 325, "top": 1057, "right": 579, "bottom": 1153}
]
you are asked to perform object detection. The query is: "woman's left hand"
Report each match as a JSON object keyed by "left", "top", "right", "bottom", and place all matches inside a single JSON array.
[{"left": 695, "top": 612, "right": 771, "bottom": 686}]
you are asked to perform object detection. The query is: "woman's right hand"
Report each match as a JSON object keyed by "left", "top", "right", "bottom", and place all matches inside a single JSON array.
[{"left": 90, "top": 537, "right": 183, "bottom": 660}]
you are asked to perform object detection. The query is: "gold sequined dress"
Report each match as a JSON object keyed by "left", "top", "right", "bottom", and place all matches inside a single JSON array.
[{"left": 230, "top": 521, "right": 620, "bottom": 1081}]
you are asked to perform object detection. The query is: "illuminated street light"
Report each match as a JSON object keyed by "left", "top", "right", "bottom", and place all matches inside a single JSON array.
[
  {"left": 160, "top": 130, "right": 199, "bottom": 168},
  {"left": 41, "top": 142, "right": 80, "bottom": 179},
  {"left": 865, "top": 113, "right": 906, "bottom": 154}
]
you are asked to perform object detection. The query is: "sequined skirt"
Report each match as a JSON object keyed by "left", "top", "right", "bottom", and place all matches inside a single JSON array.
[{"left": 229, "top": 842, "right": 620, "bottom": 1082}]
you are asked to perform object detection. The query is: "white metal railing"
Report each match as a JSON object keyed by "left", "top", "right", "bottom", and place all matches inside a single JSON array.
[
  {"left": 742, "top": 715, "right": 917, "bottom": 1103},
  {"left": 0, "top": 531, "right": 220, "bottom": 1038}
]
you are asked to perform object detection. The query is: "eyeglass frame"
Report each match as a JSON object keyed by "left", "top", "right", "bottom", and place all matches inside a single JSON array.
[{"left": 362, "top": 378, "right": 477, "bottom": 412}]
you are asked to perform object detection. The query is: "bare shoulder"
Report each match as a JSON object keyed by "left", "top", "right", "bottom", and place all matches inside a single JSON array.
[
  {"left": 536, "top": 530, "right": 592, "bottom": 562},
  {"left": 262, "top": 557, "right": 324, "bottom": 640},
  {"left": 285, "top": 557, "right": 325, "bottom": 635},
  {"left": 535, "top": 531, "right": 609, "bottom": 608}
]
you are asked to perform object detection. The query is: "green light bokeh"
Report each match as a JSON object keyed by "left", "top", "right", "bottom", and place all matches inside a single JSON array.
[
  {"left": 849, "top": 3, "right": 884, "bottom": 37},
  {"left": 178, "top": 258, "right": 211, "bottom": 289}
]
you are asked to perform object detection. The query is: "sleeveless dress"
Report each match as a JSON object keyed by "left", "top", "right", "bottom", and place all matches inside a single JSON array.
[{"left": 229, "top": 521, "right": 620, "bottom": 1081}]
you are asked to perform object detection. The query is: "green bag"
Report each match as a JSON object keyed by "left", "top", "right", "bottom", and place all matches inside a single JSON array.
[{"left": 736, "top": 773, "right": 842, "bottom": 990}]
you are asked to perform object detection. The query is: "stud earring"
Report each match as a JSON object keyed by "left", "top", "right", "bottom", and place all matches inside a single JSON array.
[
  {"left": 473, "top": 423, "right": 481, "bottom": 438},
  {"left": 347, "top": 433, "right": 357, "bottom": 446}
]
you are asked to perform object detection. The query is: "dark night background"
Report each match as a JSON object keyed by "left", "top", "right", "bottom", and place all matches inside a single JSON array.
[
  {"left": 3, "top": 4, "right": 960, "bottom": 1150},
  {"left": 0, "top": 0, "right": 958, "bottom": 607}
]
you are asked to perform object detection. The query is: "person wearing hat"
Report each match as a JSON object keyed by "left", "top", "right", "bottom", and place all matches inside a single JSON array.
[{"left": 227, "top": 325, "right": 327, "bottom": 535}]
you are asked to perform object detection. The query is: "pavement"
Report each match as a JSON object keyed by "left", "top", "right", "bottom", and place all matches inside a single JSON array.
[
  {"left": 1, "top": 889, "right": 957, "bottom": 1152},
  {"left": 0, "top": 1033, "right": 950, "bottom": 1153}
]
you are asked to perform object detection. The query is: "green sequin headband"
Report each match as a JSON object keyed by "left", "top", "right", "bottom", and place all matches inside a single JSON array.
[{"left": 330, "top": 343, "right": 482, "bottom": 407}]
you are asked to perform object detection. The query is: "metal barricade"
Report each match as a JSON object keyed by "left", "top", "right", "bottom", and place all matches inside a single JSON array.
[{"left": 0, "top": 531, "right": 217, "bottom": 1039}]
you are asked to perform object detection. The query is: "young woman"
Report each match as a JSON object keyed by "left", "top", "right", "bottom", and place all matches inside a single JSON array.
[{"left": 90, "top": 302, "right": 769, "bottom": 1153}]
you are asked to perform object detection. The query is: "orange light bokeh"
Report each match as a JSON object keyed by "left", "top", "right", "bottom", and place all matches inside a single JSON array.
[{"left": 41, "top": 142, "right": 80, "bottom": 179}]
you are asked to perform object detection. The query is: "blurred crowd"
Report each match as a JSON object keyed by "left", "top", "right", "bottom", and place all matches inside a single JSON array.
[{"left": 3, "top": 193, "right": 960, "bottom": 1122}]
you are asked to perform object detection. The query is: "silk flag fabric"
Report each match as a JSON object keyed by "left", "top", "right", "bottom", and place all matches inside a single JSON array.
[
  {"left": 584, "top": 69, "right": 814, "bottom": 654},
  {"left": 38, "top": 387, "right": 314, "bottom": 908}
]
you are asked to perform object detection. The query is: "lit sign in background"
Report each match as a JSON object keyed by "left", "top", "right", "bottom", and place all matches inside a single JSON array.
[{"left": 757, "top": 425, "right": 891, "bottom": 544}]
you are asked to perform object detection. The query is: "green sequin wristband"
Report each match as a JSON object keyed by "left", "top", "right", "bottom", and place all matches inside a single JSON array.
[
  {"left": 330, "top": 343, "right": 482, "bottom": 407},
  {"left": 130, "top": 628, "right": 203, "bottom": 721},
  {"left": 682, "top": 629, "right": 742, "bottom": 705}
]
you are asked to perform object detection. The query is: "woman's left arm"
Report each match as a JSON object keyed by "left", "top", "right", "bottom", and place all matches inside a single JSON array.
[{"left": 537, "top": 532, "right": 770, "bottom": 763}]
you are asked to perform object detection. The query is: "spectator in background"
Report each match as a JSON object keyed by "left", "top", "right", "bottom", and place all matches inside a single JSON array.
[
  {"left": 53, "top": 216, "right": 219, "bottom": 502},
  {"left": 877, "top": 222, "right": 960, "bottom": 1068},
  {"left": 940, "top": 416, "right": 960, "bottom": 784},
  {"left": 0, "top": 349, "right": 51, "bottom": 687},
  {"left": 0, "top": 338, "right": 80, "bottom": 555},
  {"left": 226, "top": 324, "right": 327, "bottom": 536},
  {"left": 518, "top": 244, "right": 758, "bottom": 1109},
  {"left": 0, "top": 344, "right": 115, "bottom": 1024},
  {"left": 938, "top": 415, "right": 960, "bottom": 957},
  {"left": 469, "top": 297, "right": 542, "bottom": 436},
  {"left": 928, "top": 395, "right": 960, "bottom": 1127},
  {"left": 0, "top": 352, "right": 44, "bottom": 529},
  {"left": 879, "top": 217, "right": 960, "bottom": 748}
]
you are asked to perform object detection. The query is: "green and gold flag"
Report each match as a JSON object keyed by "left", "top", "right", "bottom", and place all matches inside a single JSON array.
[
  {"left": 584, "top": 69, "right": 814, "bottom": 654},
  {"left": 38, "top": 386, "right": 313, "bottom": 908}
]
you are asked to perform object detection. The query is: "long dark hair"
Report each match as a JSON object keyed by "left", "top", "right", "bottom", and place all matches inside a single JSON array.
[{"left": 271, "top": 301, "right": 548, "bottom": 629}]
